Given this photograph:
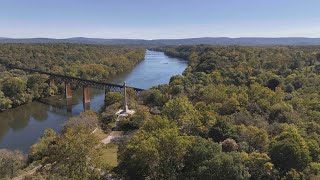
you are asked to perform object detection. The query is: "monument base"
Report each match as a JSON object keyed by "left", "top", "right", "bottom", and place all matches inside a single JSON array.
[{"left": 115, "top": 108, "right": 135, "bottom": 117}]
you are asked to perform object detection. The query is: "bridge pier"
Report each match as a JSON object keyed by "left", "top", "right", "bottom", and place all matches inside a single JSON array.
[
  {"left": 83, "top": 103, "right": 90, "bottom": 111},
  {"left": 83, "top": 86, "right": 91, "bottom": 104},
  {"left": 65, "top": 82, "right": 72, "bottom": 99},
  {"left": 66, "top": 101, "right": 72, "bottom": 112}
]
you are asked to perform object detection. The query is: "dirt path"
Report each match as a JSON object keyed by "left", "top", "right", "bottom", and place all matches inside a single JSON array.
[
  {"left": 12, "top": 165, "right": 42, "bottom": 180},
  {"left": 101, "top": 131, "right": 118, "bottom": 144},
  {"left": 101, "top": 131, "right": 127, "bottom": 144}
]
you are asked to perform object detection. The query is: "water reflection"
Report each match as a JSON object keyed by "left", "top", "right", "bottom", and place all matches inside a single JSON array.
[{"left": 0, "top": 89, "right": 104, "bottom": 152}]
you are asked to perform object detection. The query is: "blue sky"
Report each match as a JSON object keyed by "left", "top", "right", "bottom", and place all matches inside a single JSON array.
[{"left": 0, "top": 0, "right": 319, "bottom": 39}]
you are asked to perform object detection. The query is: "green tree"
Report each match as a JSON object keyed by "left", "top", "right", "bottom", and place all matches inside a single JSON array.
[
  {"left": 180, "top": 137, "right": 221, "bottom": 178},
  {"left": 283, "top": 169, "right": 305, "bottom": 180},
  {"left": 45, "top": 126, "right": 103, "bottom": 179},
  {"left": 117, "top": 117, "right": 192, "bottom": 179},
  {"left": 246, "top": 152, "right": 275, "bottom": 180},
  {"left": 27, "top": 74, "right": 48, "bottom": 99},
  {"left": 306, "top": 139, "right": 320, "bottom": 162},
  {"left": 269, "top": 126, "right": 311, "bottom": 174},
  {"left": 197, "top": 152, "right": 250, "bottom": 180},
  {"left": 162, "top": 96, "right": 201, "bottom": 134},
  {"left": 0, "top": 90, "right": 12, "bottom": 110},
  {"left": 104, "top": 92, "right": 122, "bottom": 106},
  {"left": 269, "top": 102, "right": 294, "bottom": 123},
  {"left": 208, "top": 119, "right": 235, "bottom": 142},
  {"left": 118, "top": 106, "right": 151, "bottom": 131},
  {"left": 2, "top": 77, "right": 26, "bottom": 97},
  {"left": 0, "top": 149, "right": 26, "bottom": 179},
  {"left": 236, "top": 125, "right": 269, "bottom": 152},
  {"left": 28, "top": 128, "right": 58, "bottom": 163},
  {"left": 63, "top": 111, "right": 99, "bottom": 132},
  {"left": 303, "top": 162, "right": 320, "bottom": 179},
  {"left": 2, "top": 77, "right": 31, "bottom": 106}
]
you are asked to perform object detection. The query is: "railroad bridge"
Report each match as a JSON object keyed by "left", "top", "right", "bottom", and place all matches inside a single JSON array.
[{"left": 7, "top": 66, "right": 144, "bottom": 112}]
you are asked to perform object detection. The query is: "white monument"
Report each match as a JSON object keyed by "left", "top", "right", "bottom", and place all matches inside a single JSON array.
[{"left": 116, "top": 82, "right": 135, "bottom": 117}]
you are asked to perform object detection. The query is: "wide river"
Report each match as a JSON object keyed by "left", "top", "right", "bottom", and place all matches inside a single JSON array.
[{"left": 0, "top": 50, "right": 187, "bottom": 152}]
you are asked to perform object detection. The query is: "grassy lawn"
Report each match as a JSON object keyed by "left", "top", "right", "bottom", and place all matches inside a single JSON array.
[
  {"left": 100, "top": 143, "right": 119, "bottom": 168},
  {"left": 94, "top": 128, "right": 126, "bottom": 168}
]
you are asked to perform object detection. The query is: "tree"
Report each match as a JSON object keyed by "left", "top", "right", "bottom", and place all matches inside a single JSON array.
[
  {"left": 236, "top": 125, "right": 269, "bottom": 152},
  {"left": 269, "top": 126, "right": 311, "bottom": 174},
  {"left": 2, "top": 77, "right": 31, "bottom": 106},
  {"left": 63, "top": 111, "right": 99, "bottom": 132},
  {"left": 284, "top": 83, "right": 294, "bottom": 93},
  {"left": 306, "top": 139, "right": 320, "bottom": 162},
  {"left": 208, "top": 119, "right": 235, "bottom": 142},
  {"left": 104, "top": 92, "right": 122, "bottom": 106},
  {"left": 197, "top": 152, "right": 250, "bottom": 180},
  {"left": 269, "top": 102, "right": 294, "bottom": 123},
  {"left": 162, "top": 96, "right": 201, "bottom": 134},
  {"left": 303, "top": 162, "right": 320, "bottom": 179},
  {"left": 118, "top": 106, "right": 151, "bottom": 131},
  {"left": 222, "top": 138, "right": 238, "bottom": 152},
  {"left": 117, "top": 117, "right": 192, "bottom": 179},
  {"left": 45, "top": 126, "right": 103, "bottom": 179},
  {"left": 0, "top": 149, "right": 26, "bottom": 179},
  {"left": 283, "top": 169, "right": 305, "bottom": 180},
  {"left": 180, "top": 137, "right": 221, "bottom": 178},
  {"left": 28, "top": 128, "right": 57, "bottom": 163},
  {"left": 248, "top": 83, "right": 282, "bottom": 113},
  {"left": 27, "top": 74, "right": 48, "bottom": 99},
  {"left": 141, "top": 88, "right": 170, "bottom": 107},
  {"left": 142, "top": 115, "right": 176, "bottom": 133},
  {"left": 266, "top": 78, "right": 280, "bottom": 91},
  {"left": 245, "top": 152, "right": 275, "bottom": 180},
  {"left": 0, "top": 90, "right": 12, "bottom": 110},
  {"left": 2, "top": 77, "right": 26, "bottom": 97},
  {"left": 219, "top": 93, "right": 243, "bottom": 115},
  {"left": 162, "top": 96, "right": 195, "bottom": 120}
]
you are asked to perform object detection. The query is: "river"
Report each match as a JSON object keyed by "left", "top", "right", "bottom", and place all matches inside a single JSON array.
[{"left": 0, "top": 50, "right": 188, "bottom": 152}]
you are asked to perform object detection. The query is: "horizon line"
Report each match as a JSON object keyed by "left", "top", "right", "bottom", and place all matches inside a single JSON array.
[{"left": 1, "top": 36, "right": 320, "bottom": 40}]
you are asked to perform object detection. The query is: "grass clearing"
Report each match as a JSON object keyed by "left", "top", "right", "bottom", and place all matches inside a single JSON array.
[{"left": 100, "top": 143, "right": 119, "bottom": 168}]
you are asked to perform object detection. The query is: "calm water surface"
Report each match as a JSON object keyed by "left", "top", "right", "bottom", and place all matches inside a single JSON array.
[{"left": 0, "top": 50, "right": 187, "bottom": 152}]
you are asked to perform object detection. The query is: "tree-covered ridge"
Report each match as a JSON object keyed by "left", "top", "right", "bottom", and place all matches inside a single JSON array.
[
  {"left": 157, "top": 45, "right": 320, "bottom": 123},
  {"left": 115, "top": 45, "right": 320, "bottom": 179},
  {"left": 0, "top": 43, "right": 145, "bottom": 78},
  {"left": 0, "top": 44, "right": 145, "bottom": 110}
]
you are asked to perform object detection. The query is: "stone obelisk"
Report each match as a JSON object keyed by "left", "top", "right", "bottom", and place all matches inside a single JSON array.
[
  {"left": 116, "top": 81, "right": 135, "bottom": 116},
  {"left": 123, "top": 81, "right": 129, "bottom": 113}
]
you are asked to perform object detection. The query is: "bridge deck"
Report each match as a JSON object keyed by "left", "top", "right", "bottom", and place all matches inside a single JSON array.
[{"left": 7, "top": 66, "right": 144, "bottom": 92}]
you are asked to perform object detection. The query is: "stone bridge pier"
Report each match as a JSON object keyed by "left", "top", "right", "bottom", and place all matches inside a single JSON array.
[
  {"left": 65, "top": 82, "right": 72, "bottom": 99},
  {"left": 64, "top": 82, "right": 92, "bottom": 111},
  {"left": 83, "top": 86, "right": 91, "bottom": 111}
]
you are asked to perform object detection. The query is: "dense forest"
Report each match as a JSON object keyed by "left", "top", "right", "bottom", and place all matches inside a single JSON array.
[
  {"left": 2, "top": 45, "right": 320, "bottom": 179},
  {"left": 0, "top": 44, "right": 145, "bottom": 110}
]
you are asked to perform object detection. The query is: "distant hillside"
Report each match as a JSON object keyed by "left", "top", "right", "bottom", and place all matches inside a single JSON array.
[{"left": 1, "top": 37, "right": 320, "bottom": 45}]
